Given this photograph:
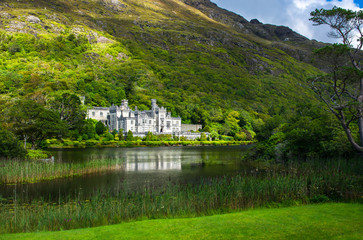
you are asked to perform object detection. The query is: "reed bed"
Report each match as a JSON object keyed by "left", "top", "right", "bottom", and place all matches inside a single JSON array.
[
  {"left": 0, "top": 159, "right": 125, "bottom": 184},
  {"left": 0, "top": 158, "right": 361, "bottom": 234}
]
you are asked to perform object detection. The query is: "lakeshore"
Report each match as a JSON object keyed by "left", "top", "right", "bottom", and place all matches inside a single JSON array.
[
  {"left": 46, "top": 140, "right": 253, "bottom": 149},
  {"left": 0, "top": 148, "right": 361, "bottom": 234}
]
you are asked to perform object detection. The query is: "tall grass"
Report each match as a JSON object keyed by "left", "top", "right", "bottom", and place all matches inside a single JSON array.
[
  {"left": 0, "top": 158, "right": 361, "bottom": 233},
  {"left": 0, "top": 158, "right": 124, "bottom": 184}
]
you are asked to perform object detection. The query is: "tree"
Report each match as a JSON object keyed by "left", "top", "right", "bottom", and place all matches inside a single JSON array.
[
  {"left": 126, "top": 130, "right": 134, "bottom": 141},
  {"left": 309, "top": 7, "right": 363, "bottom": 153},
  {"left": 118, "top": 129, "right": 124, "bottom": 141},
  {"left": 49, "top": 93, "right": 86, "bottom": 130},
  {"left": 95, "top": 121, "right": 106, "bottom": 135},
  {"left": 7, "top": 100, "right": 66, "bottom": 149},
  {"left": 0, "top": 128, "right": 26, "bottom": 159}
]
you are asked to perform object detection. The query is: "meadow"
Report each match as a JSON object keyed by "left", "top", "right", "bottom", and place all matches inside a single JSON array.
[{"left": 2, "top": 203, "right": 362, "bottom": 240}]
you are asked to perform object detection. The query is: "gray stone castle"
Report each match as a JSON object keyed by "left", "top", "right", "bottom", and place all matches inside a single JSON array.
[{"left": 87, "top": 99, "right": 206, "bottom": 139}]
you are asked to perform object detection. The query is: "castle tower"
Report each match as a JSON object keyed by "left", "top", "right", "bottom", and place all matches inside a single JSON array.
[
  {"left": 121, "top": 99, "right": 129, "bottom": 110},
  {"left": 151, "top": 99, "right": 157, "bottom": 110}
]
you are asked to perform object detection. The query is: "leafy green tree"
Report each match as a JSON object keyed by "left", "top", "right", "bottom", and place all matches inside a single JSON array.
[
  {"left": 126, "top": 130, "right": 134, "bottom": 141},
  {"left": 118, "top": 129, "right": 124, "bottom": 141},
  {"left": 223, "top": 111, "right": 241, "bottom": 136},
  {"left": 49, "top": 93, "right": 86, "bottom": 131},
  {"left": 95, "top": 121, "right": 106, "bottom": 135},
  {"left": 144, "top": 131, "right": 155, "bottom": 141},
  {"left": 200, "top": 132, "right": 207, "bottom": 141},
  {"left": 309, "top": 7, "right": 363, "bottom": 153},
  {"left": 105, "top": 132, "right": 114, "bottom": 141},
  {"left": 209, "top": 130, "right": 219, "bottom": 141},
  {"left": 0, "top": 128, "right": 26, "bottom": 159},
  {"left": 80, "top": 119, "right": 96, "bottom": 139},
  {"left": 7, "top": 100, "right": 66, "bottom": 149}
]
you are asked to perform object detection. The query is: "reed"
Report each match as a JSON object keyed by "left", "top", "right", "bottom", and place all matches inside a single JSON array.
[
  {"left": 0, "top": 158, "right": 361, "bottom": 234},
  {"left": 0, "top": 158, "right": 124, "bottom": 184}
]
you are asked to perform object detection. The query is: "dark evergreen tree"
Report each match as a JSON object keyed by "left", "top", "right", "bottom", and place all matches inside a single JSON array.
[{"left": 95, "top": 121, "right": 106, "bottom": 135}]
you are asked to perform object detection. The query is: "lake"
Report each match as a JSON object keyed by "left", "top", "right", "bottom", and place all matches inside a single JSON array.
[{"left": 0, "top": 145, "right": 255, "bottom": 201}]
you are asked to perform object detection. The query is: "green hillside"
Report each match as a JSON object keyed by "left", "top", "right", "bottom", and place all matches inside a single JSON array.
[
  {"left": 1, "top": 0, "right": 354, "bottom": 157},
  {"left": 0, "top": 0, "right": 319, "bottom": 114}
]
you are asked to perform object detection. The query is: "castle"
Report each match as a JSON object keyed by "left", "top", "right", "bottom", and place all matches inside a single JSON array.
[{"left": 87, "top": 99, "right": 205, "bottom": 139}]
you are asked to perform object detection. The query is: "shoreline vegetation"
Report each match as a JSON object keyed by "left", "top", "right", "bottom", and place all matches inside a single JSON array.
[
  {"left": 0, "top": 157, "right": 361, "bottom": 234},
  {"left": 46, "top": 139, "right": 254, "bottom": 149},
  {"left": 1, "top": 203, "right": 362, "bottom": 239},
  {"left": 0, "top": 158, "right": 125, "bottom": 185}
]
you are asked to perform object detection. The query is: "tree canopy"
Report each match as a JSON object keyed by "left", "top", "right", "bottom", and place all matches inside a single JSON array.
[{"left": 309, "top": 7, "right": 363, "bottom": 153}]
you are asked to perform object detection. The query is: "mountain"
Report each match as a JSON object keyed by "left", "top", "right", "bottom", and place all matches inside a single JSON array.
[{"left": 0, "top": 0, "right": 324, "bottom": 132}]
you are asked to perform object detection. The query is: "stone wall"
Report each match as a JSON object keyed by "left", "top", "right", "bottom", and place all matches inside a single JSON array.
[
  {"left": 132, "top": 132, "right": 209, "bottom": 140},
  {"left": 181, "top": 124, "right": 203, "bottom": 132}
]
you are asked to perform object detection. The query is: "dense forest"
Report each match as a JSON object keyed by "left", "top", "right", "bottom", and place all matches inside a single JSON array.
[{"left": 0, "top": 0, "right": 358, "bottom": 159}]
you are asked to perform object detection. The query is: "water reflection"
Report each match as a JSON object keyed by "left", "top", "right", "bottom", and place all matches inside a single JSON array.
[
  {"left": 125, "top": 150, "right": 182, "bottom": 171},
  {"left": 0, "top": 145, "right": 252, "bottom": 201}
]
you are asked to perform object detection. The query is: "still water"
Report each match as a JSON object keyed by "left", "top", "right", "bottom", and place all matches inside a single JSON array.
[{"left": 1, "top": 145, "right": 253, "bottom": 201}]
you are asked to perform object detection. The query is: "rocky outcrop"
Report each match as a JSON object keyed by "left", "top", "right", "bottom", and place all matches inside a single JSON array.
[
  {"left": 97, "top": 36, "right": 113, "bottom": 43},
  {"left": 26, "top": 15, "right": 41, "bottom": 24},
  {"left": 117, "top": 52, "right": 129, "bottom": 60},
  {"left": 100, "top": 0, "right": 127, "bottom": 12}
]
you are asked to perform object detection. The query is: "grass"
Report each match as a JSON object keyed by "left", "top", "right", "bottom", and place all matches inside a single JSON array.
[
  {"left": 0, "top": 158, "right": 124, "bottom": 184},
  {"left": 1, "top": 203, "right": 362, "bottom": 239},
  {"left": 0, "top": 157, "right": 361, "bottom": 234}
]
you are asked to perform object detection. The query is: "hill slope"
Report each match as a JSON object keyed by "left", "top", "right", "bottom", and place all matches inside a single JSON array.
[{"left": 0, "top": 0, "right": 322, "bottom": 132}]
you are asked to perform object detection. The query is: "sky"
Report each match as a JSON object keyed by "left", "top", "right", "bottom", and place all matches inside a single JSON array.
[{"left": 211, "top": 0, "right": 363, "bottom": 44}]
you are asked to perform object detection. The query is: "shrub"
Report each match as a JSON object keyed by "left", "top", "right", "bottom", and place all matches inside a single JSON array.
[{"left": 0, "top": 129, "right": 26, "bottom": 159}]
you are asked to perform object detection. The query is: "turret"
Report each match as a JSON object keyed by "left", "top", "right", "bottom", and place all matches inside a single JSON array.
[
  {"left": 121, "top": 99, "right": 129, "bottom": 110},
  {"left": 151, "top": 99, "right": 157, "bottom": 110}
]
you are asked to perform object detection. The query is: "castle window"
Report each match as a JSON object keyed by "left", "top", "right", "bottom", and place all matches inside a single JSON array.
[
  {"left": 131, "top": 120, "right": 134, "bottom": 124},
  {"left": 92, "top": 112, "right": 95, "bottom": 116},
  {"left": 167, "top": 121, "right": 171, "bottom": 128},
  {"left": 149, "top": 120, "right": 152, "bottom": 124},
  {"left": 100, "top": 112, "right": 103, "bottom": 116}
]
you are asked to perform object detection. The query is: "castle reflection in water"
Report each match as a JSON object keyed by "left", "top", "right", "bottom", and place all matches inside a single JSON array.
[{"left": 124, "top": 150, "right": 182, "bottom": 171}]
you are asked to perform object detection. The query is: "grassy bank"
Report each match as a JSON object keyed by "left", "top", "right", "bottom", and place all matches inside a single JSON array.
[
  {"left": 0, "top": 158, "right": 361, "bottom": 234},
  {"left": 47, "top": 140, "right": 253, "bottom": 148},
  {"left": 0, "top": 158, "right": 124, "bottom": 184},
  {"left": 1, "top": 203, "right": 362, "bottom": 239}
]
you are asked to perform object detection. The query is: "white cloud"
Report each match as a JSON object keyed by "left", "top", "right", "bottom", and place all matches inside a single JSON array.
[{"left": 211, "top": 0, "right": 362, "bottom": 44}]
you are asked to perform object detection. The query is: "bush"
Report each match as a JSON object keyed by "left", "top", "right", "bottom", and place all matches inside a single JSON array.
[
  {"left": 105, "top": 132, "right": 114, "bottom": 141},
  {"left": 0, "top": 129, "right": 26, "bottom": 159}
]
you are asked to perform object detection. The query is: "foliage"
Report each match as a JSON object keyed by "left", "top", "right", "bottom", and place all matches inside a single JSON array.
[
  {"left": 95, "top": 121, "right": 107, "bottom": 135},
  {"left": 6, "top": 100, "right": 67, "bottom": 149},
  {"left": 309, "top": 7, "right": 363, "bottom": 152},
  {"left": 126, "top": 130, "right": 134, "bottom": 141},
  {"left": 49, "top": 93, "right": 86, "bottom": 131},
  {"left": 252, "top": 102, "right": 355, "bottom": 161},
  {"left": 0, "top": 0, "right": 323, "bottom": 146},
  {"left": 0, "top": 128, "right": 26, "bottom": 159}
]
